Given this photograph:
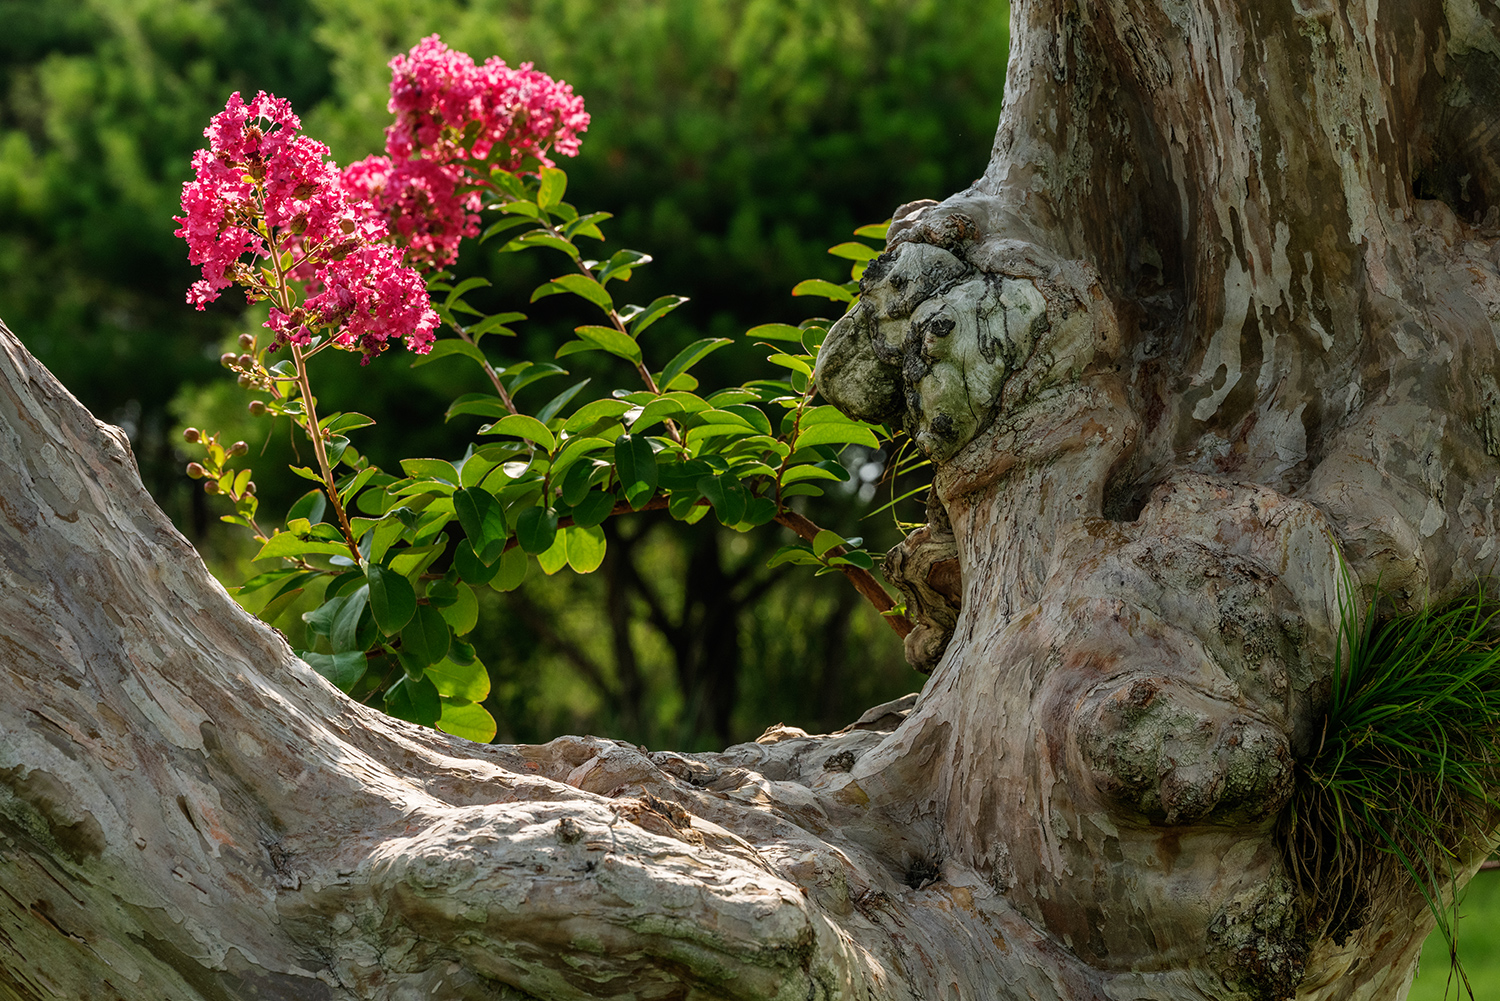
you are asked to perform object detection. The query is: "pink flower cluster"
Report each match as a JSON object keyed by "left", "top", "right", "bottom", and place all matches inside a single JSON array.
[
  {"left": 342, "top": 155, "right": 479, "bottom": 271},
  {"left": 174, "top": 92, "right": 437, "bottom": 360},
  {"left": 344, "top": 35, "right": 589, "bottom": 268},
  {"left": 386, "top": 35, "right": 589, "bottom": 170}
]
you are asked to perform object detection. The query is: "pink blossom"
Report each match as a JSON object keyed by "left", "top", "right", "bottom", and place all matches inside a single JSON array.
[
  {"left": 343, "top": 155, "right": 479, "bottom": 269},
  {"left": 368, "top": 37, "right": 588, "bottom": 267},
  {"left": 385, "top": 37, "right": 589, "bottom": 169},
  {"left": 175, "top": 91, "right": 437, "bottom": 361}
]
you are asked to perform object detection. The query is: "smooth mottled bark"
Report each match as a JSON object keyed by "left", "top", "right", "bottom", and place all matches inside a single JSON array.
[{"left": 4, "top": 2, "right": 1500, "bottom": 999}]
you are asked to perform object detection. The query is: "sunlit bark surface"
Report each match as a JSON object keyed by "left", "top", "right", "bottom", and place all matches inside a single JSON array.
[{"left": 5, "top": 1, "right": 1500, "bottom": 999}]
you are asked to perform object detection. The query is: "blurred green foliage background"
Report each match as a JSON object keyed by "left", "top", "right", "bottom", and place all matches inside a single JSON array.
[{"left": 0, "top": 0, "right": 1011, "bottom": 749}]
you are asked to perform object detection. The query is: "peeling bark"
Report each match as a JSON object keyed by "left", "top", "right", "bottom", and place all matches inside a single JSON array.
[{"left": 5, "top": 1, "right": 1500, "bottom": 999}]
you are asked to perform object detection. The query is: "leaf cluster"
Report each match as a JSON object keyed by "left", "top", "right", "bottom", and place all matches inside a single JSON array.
[{"left": 211, "top": 163, "right": 908, "bottom": 742}]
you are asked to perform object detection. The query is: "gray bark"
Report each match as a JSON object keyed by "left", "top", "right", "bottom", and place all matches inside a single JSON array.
[{"left": 4, "top": 1, "right": 1500, "bottom": 999}]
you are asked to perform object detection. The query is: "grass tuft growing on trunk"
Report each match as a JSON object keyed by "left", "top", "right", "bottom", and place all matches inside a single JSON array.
[{"left": 1286, "top": 574, "right": 1500, "bottom": 998}]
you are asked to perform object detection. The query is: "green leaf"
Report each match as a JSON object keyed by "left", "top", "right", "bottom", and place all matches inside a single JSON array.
[
  {"left": 570, "top": 325, "right": 641, "bottom": 364},
  {"left": 551, "top": 438, "right": 614, "bottom": 482},
  {"left": 536, "top": 529, "right": 569, "bottom": 575},
  {"left": 745, "top": 322, "right": 805, "bottom": 343},
  {"left": 444, "top": 394, "right": 509, "bottom": 423},
  {"left": 615, "top": 434, "right": 658, "bottom": 508},
  {"left": 287, "top": 488, "right": 327, "bottom": 525},
  {"left": 791, "top": 278, "right": 856, "bottom": 303},
  {"left": 488, "top": 168, "right": 527, "bottom": 199},
  {"left": 562, "top": 399, "right": 633, "bottom": 432},
  {"left": 853, "top": 221, "right": 891, "bottom": 239},
  {"left": 721, "top": 404, "right": 772, "bottom": 435},
  {"left": 438, "top": 582, "right": 478, "bottom": 635},
  {"left": 400, "top": 458, "right": 460, "bottom": 484},
  {"left": 437, "top": 699, "right": 497, "bottom": 743},
  {"left": 780, "top": 482, "right": 825, "bottom": 499},
  {"left": 301, "top": 593, "right": 345, "bottom": 638},
  {"left": 829, "top": 551, "right": 876, "bottom": 570},
  {"left": 516, "top": 506, "right": 559, "bottom": 554},
  {"left": 467, "top": 311, "right": 525, "bottom": 341},
  {"left": 766, "top": 352, "right": 814, "bottom": 377},
  {"left": 444, "top": 276, "right": 492, "bottom": 310},
  {"left": 289, "top": 465, "right": 324, "bottom": 483},
  {"left": 255, "top": 533, "right": 351, "bottom": 561},
  {"left": 828, "top": 241, "right": 881, "bottom": 261},
  {"left": 339, "top": 466, "right": 378, "bottom": 506},
  {"left": 555, "top": 340, "right": 601, "bottom": 359},
  {"left": 571, "top": 489, "right": 617, "bottom": 528},
  {"left": 628, "top": 294, "right": 689, "bottom": 336},
  {"left": 454, "top": 539, "right": 501, "bottom": 586},
  {"left": 812, "top": 530, "right": 845, "bottom": 557},
  {"left": 400, "top": 604, "right": 451, "bottom": 670},
  {"left": 366, "top": 564, "right": 416, "bottom": 635},
  {"left": 257, "top": 587, "right": 306, "bottom": 625},
  {"left": 560, "top": 459, "right": 599, "bottom": 506},
  {"left": 628, "top": 397, "right": 684, "bottom": 433},
  {"left": 598, "top": 249, "right": 651, "bottom": 285},
  {"left": 501, "top": 199, "right": 541, "bottom": 219},
  {"left": 425, "top": 577, "right": 458, "bottom": 609},
  {"left": 329, "top": 585, "right": 371, "bottom": 652},
  {"left": 325, "top": 435, "right": 351, "bottom": 467},
  {"left": 479, "top": 214, "right": 533, "bottom": 243},
  {"left": 565, "top": 525, "right": 607, "bottom": 573},
  {"left": 299, "top": 651, "right": 367, "bottom": 694},
  {"left": 768, "top": 545, "right": 822, "bottom": 568},
  {"left": 232, "top": 567, "right": 303, "bottom": 596},
  {"left": 537, "top": 166, "right": 567, "bottom": 208},
  {"left": 453, "top": 487, "right": 508, "bottom": 563},
  {"left": 427, "top": 655, "right": 490, "bottom": 702},
  {"left": 743, "top": 496, "right": 778, "bottom": 526},
  {"left": 385, "top": 674, "right": 441, "bottom": 727},
  {"left": 536, "top": 379, "right": 590, "bottom": 424},
  {"left": 413, "top": 339, "right": 488, "bottom": 369},
  {"left": 780, "top": 464, "right": 842, "bottom": 485},
  {"left": 563, "top": 210, "right": 612, "bottom": 240},
  {"left": 502, "top": 232, "right": 579, "bottom": 258},
  {"left": 698, "top": 473, "right": 748, "bottom": 526},
  {"left": 368, "top": 515, "right": 407, "bottom": 564},
  {"left": 795, "top": 422, "right": 879, "bottom": 450},
  {"left": 480, "top": 414, "right": 556, "bottom": 451},
  {"left": 660, "top": 338, "right": 732, "bottom": 391},
  {"left": 532, "top": 273, "right": 613, "bottom": 310},
  {"left": 489, "top": 544, "right": 528, "bottom": 592}
]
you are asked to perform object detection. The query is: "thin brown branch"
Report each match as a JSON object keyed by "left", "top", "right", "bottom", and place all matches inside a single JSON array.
[{"left": 774, "top": 510, "right": 912, "bottom": 637}]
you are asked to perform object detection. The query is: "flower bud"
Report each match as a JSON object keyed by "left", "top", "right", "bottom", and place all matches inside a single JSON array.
[
  {"left": 237, "top": 373, "right": 253, "bottom": 388},
  {"left": 237, "top": 353, "right": 254, "bottom": 368},
  {"left": 339, "top": 218, "right": 356, "bottom": 235},
  {"left": 220, "top": 352, "right": 237, "bottom": 368},
  {"left": 203, "top": 479, "right": 221, "bottom": 494},
  {"left": 185, "top": 462, "right": 206, "bottom": 479},
  {"left": 243, "top": 481, "right": 256, "bottom": 495},
  {"left": 182, "top": 427, "right": 201, "bottom": 443},
  {"left": 247, "top": 400, "right": 268, "bottom": 417},
  {"left": 228, "top": 441, "right": 249, "bottom": 457},
  {"left": 238, "top": 333, "right": 255, "bottom": 349}
]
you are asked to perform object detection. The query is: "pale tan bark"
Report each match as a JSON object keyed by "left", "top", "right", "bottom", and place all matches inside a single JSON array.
[{"left": 5, "top": 2, "right": 1500, "bottom": 999}]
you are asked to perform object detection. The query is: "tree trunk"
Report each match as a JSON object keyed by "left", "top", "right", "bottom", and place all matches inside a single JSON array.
[{"left": 4, "top": 2, "right": 1500, "bottom": 999}]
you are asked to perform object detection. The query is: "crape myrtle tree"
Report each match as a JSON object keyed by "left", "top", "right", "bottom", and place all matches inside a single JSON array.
[{"left": 4, "top": 5, "right": 1500, "bottom": 1001}]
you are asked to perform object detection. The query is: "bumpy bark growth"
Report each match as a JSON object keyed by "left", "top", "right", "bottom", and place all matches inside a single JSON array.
[{"left": 4, "top": 2, "right": 1500, "bottom": 999}]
